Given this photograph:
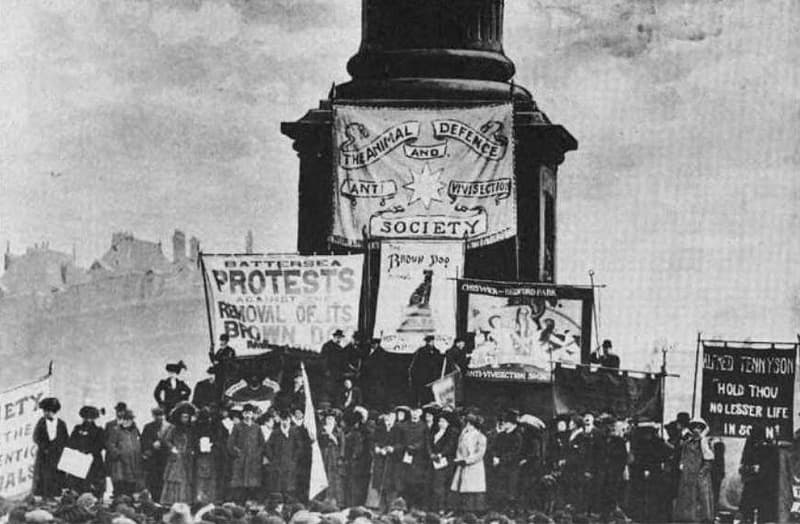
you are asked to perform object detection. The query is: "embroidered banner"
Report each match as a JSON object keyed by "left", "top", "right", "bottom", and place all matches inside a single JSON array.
[
  {"left": 201, "top": 253, "right": 363, "bottom": 355},
  {"left": 332, "top": 104, "right": 516, "bottom": 248},
  {"left": 374, "top": 240, "right": 464, "bottom": 354}
]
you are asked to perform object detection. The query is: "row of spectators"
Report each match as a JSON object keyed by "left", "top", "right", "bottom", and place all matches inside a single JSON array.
[{"left": 27, "top": 389, "right": 783, "bottom": 524}]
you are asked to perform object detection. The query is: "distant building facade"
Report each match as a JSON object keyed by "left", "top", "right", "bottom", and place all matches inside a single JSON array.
[{"left": 0, "top": 230, "right": 211, "bottom": 425}]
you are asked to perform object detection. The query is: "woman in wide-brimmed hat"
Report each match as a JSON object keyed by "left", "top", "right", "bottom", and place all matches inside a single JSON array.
[
  {"left": 429, "top": 410, "right": 459, "bottom": 512},
  {"left": 193, "top": 406, "right": 228, "bottom": 503},
  {"left": 160, "top": 402, "right": 197, "bottom": 504},
  {"left": 66, "top": 406, "right": 106, "bottom": 497},
  {"left": 318, "top": 407, "right": 345, "bottom": 505},
  {"left": 674, "top": 418, "right": 714, "bottom": 522},
  {"left": 154, "top": 361, "right": 191, "bottom": 416},
  {"left": 107, "top": 409, "right": 144, "bottom": 497},
  {"left": 450, "top": 412, "right": 487, "bottom": 512},
  {"left": 32, "top": 397, "right": 69, "bottom": 498},
  {"left": 343, "top": 406, "right": 371, "bottom": 507}
]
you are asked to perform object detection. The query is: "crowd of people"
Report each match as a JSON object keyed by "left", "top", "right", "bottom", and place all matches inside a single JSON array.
[{"left": 14, "top": 331, "right": 786, "bottom": 524}]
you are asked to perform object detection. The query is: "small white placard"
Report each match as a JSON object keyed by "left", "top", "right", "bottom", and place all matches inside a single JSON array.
[
  {"left": 199, "top": 437, "right": 212, "bottom": 453},
  {"left": 433, "top": 456, "right": 448, "bottom": 470},
  {"left": 403, "top": 452, "right": 413, "bottom": 464},
  {"left": 57, "top": 448, "right": 92, "bottom": 479}
]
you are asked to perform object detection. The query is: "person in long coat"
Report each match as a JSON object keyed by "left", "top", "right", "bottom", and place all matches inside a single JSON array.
[
  {"left": 192, "top": 367, "right": 220, "bottom": 411},
  {"left": 66, "top": 406, "right": 106, "bottom": 497},
  {"left": 738, "top": 423, "right": 778, "bottom": 524},
  {"left": 408, "top": 336, "right": 445, "bottom": 406},
  {"left": 518, "top": 416, "right": 547, "bottom": 513},
  {"left": 107, "top": 410, "right": 144, "bottom": 497},
  {"left": 490, "top": 409, "right": 524, "bottom": 512},
  {"left": 160, "top": 404, "right": 195, "bottom": 505},
  {"left": 344, "top": 407, "right": 372, "bottom": 507},
  {"left": 32, "top": 397, "right": 68, "bottom": 498},
  {"left": 153, "top": 361, "right": 191, "bottom": 415},
  {"left": 629, "top": 421, "right": 673, "bottom": 523},
  {"left": 450, "top": 413, "right": 487, "bottom": 512},
  {"left": 567, "top": 412, "right": 602, "bottom": 516},
  {"left": 317, "top": 409, "right": 346, "bottom": 505},
  {"left": 368, "top": 410, "right": 401, "bottom": 510},
  {"left": 194, "top": 407, "right": 228, "bottom": 503},
  {"left": 546, "top": 416, "right": 573, "bottom": 512},
  {"left": 258, "top": 409, "right": 277, "bottom": 494},
  {"left": 594, "top": 416, "right": 630, "bottom": 522},
  {"left": 360, "top": 338, "right": 391, "bottom": 411},
  {"left": 429, "top": 411, "right": 459, "bottom": 512},
  {"left": 264, "top": 410, "right": 299, "bottom": 500},
  {"left": 291, "top": 407, "right": 313, "bottom": 501},
  {"left": 228, "top": 404, "right": 266, "bottom": 502},
  {"left": 674, "top": 419, "right": 715, "bottom": 523},
  {"left": 397, "top": 407, "right": 430, "bottom": 509},
  {"left": 141, "top": 407, "right": 170, "bottom": 500}
]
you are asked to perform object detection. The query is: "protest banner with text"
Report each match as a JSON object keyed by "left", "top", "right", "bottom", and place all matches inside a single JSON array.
[
  {"left": 458, "top": 279, "right": 593, "bottom": 383},
  {"left": 374, "top": 240, "right": 463, "bottom": 354},
  {"left": 332, "top": 104, "right": 516, "bottom": 249},
  {"left": 0, "top": 373, "right": 51, "bottom": 498},
  {"left": 700, "top": 342, "right": 796, "bottom": 439},
  {"left": 201, "top": 254, "right": 363, "bottom": 355}
]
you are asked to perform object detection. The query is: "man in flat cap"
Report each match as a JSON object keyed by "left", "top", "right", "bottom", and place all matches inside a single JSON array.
[
  {"left": 32, "top": 397, "right": 68, "bottom": 497},
  {"left": 153, "top": 360, "right": 191, "bottom": 415},
  {"left": 408, "top": 335, "right": 445, "bottom": 406}
]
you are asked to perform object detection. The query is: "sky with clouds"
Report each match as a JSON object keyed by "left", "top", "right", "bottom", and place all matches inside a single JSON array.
[{"left": 1, "top": 0, "right": 798, "bottom": 403}]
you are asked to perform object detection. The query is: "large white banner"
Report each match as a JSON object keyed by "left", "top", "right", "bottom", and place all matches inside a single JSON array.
[
  {"left": 0, "top": 374, "right": 51, "bottom": 498},
  {"left": 374, "top": 240, "right": 463, "bottom": 353},
  {"left": 332, "top": 104, "right": 516, "bottom": 248},
  {"left": 201, "top": 254, "right": 363, "bottom": 355}
]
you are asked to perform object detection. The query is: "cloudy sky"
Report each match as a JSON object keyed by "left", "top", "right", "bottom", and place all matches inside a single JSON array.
[{"left": 1, "top": 0, "right": 798, "bottom": 401}]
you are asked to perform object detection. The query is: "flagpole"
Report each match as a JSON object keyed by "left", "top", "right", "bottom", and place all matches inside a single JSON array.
[
  {"left": 691, "top": 332, "right": 702, "bottom": 418},
  {"left": 301, "top": 362, "right": 329, "bottom": 500},
  {"left": 199, "top": 253, "right": 216, "bottom": 356}
]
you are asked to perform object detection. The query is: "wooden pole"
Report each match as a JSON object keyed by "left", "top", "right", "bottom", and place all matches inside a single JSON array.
[
  {"left": 198, "top": 253, "right": 216, "bottom": 355},
  {"left": 588, "top": 270, "right": 601, "bottom": 350},
  {"left": 692, "top": 332, "right": 702, "bottom": 418}
]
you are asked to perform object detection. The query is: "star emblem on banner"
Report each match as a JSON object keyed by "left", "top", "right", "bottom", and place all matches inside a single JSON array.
[{"left": 403, "top": 163, "right": 444, "bottom": 209}]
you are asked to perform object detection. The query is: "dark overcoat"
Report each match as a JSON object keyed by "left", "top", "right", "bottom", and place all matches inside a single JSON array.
[
  {"left": 32, "top": 417, "right": 68, "bottom": 497},
  {"left": 228, "top": 422, "right": 266, "bottom": 489}
]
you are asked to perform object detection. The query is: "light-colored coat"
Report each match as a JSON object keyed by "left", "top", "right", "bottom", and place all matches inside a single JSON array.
[{"left": 450, "top": 425, "right": 487, "bottom": 493}]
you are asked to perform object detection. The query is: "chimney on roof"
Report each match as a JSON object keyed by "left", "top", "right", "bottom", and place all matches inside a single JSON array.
[
  {"left": 111, "top": 232, "right": 125, "bottom": 248},
  {"left": 173, "top": 230, "right": 186, "bottom": 263},
  {"left": 245, "top": 230, "right": 254, "bottom": 254},
  {"left": 189, "top": 236, "right": 200, "bottom": 262}
]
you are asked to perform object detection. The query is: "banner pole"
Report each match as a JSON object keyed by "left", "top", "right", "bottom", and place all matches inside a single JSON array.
[
  {"left": 198, "top": 253, "right": 216, "bottom": 357},
  {"left": 660, "top": 347, "right": 667, "bottom": 429},
  {"left": 692, "top": 332, "right": 702, "bottom": 418},
  {"left": 588, "top": 270, "right": 601, "bottom": 350},
  {"left": 550, "top": 360, "right": 557, "bottom": 419}
]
